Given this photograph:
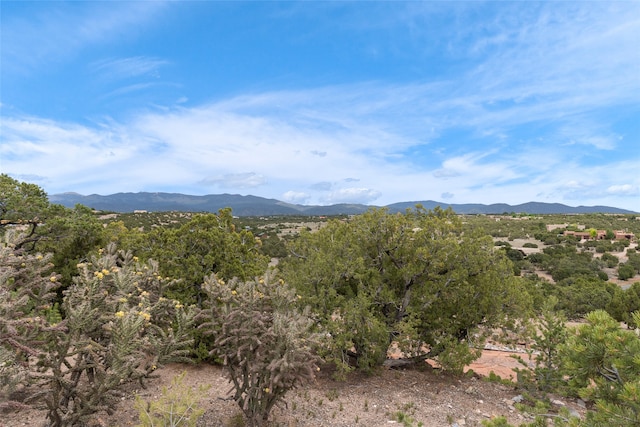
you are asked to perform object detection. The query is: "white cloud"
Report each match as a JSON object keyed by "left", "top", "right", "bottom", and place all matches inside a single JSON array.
[
  {"left": 607, "top": 184, "right": 637, "bottom": 196},
  {"left": 282, "top": 191, "right": 310, "bottom": 204},
  {"left": 200, "top": 173, "right": 267, "bottom": 189},
  {"left": 324, "top": 188, "right": 382, "bottom": 205},
  {"left": 2, "top": 83, "right": 639, "bottom": 211}
]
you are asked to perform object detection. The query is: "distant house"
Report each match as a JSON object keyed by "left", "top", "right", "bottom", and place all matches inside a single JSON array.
[
  {"left": 614, "top": 231, "right": 635, "bottom": 240},
  {"left": 564, "top": 230, "right": 635, "bottom": 241},
  {"left": 564, "top": 230, "right": 607, "bottom": 240},
  {"left": 133, "top": 210, "right": 148, "bottom": 214}
]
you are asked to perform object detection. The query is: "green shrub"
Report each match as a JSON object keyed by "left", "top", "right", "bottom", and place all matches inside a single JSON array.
[
  {"left": 281, "top": 207, "right": 530, "bottom": 375},
  {"left": 135, "top": 371, "right": 209, "bottom": 427},
  {"left": 617, "top": 263, "right": 635, "bottom": 280},
  {"left": 600, "top": 252, "right": 618, "bottom": 268}
]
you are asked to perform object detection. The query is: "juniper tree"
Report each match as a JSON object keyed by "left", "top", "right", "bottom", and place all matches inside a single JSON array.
[
  {"left": 281, "top": 206, "right": 530, "bottom": 373},
  {"left": 121, "top": 210, "right": 268, "bottom": 305}
]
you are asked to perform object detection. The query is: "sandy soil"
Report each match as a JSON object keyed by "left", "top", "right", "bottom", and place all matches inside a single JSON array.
[{"left": 2, "top": 351, "right": 586, "bottom": 427}]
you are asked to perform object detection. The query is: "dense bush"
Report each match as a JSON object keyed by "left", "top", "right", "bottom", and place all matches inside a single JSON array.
[
  {"left": 120, "top": 209, "right": 269, "bottom": 305},
  {"left": 607, "top": 282, "right": 640, "bottom": 328},
  {"left": 618, "top": 263, "right": 636, "bottom": 280},
  {"left": 553, "top": 277, "right": 619, "bottom": 319},
  {"left": 281, "top": 207, "right": 530, "bottom": 374},
  {"left": 600, "top": 252, "right": 619, "bottom": 268}
]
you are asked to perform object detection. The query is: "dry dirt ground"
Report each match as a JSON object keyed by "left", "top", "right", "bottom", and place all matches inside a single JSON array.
[{"left": 3, "top": 352, "right": 587, "bottom": 427}]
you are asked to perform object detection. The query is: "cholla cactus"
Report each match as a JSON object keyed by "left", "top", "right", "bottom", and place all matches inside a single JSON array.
[
  {"left": 198, "top": 271, "right": 318, "bottom": 427},
  {"left": 0, "top": 229, "right": 61, "bottom": 410},
  {"left": 1, "top": 239, "right": 195, "bottom": 426}
]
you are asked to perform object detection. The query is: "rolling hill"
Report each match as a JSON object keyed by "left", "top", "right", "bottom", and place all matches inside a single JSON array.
[{"left": 48, "top": 192, "right": 637, "bottom": 216}]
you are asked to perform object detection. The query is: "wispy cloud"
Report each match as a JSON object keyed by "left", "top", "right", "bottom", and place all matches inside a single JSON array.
[
  {"left": 90, "top": 57, "right": 170, "bottom": 80},
  {"left": 1, "top": 2, "right": 168, "bottom": 74}
]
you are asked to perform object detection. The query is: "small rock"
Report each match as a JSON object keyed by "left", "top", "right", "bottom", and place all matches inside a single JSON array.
[
  {"left": 512, "top": 394, "right": 524, "bottom": 403},
  {"left": 551, "top": 399, "right": 566, "bottom": 407},
  {"left": 465, "top": 386, "right": 474, "bottom": 394},
  {"left": 456, "top": 418, "right": 466, "bottom": 425},
  {"left": 576, "top": 398, "right": 587, "bottom": 408},
  {"left": 477, "top": 399, "right": 484, "bottom": 404}
]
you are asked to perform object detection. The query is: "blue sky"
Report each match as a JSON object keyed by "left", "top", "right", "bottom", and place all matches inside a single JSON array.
[{"left": 1, "top": 1, "right": 639, "bottom": 211}]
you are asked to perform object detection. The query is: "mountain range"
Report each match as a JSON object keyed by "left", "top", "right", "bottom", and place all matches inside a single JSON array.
[{"left": 48, "top": 192, "right": 637, "bottom": 216}]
